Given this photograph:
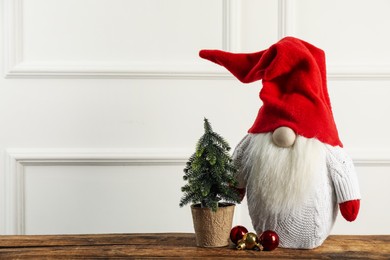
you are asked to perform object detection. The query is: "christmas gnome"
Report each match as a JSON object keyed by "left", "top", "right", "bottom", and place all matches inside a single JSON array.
[{"left": 199, "top": 37, "right": 361, "bottom": 249}]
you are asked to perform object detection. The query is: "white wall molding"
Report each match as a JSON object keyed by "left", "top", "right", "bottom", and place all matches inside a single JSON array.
[
  {"left": 223, "top": 0, "right": 241, "bottom": 52},
  {"left": 327, "top": 65, "right": 390, "bottom": 80},
  {"left": 2, "top": 0, "right": 23, "bottom": 78},
  {"left": 349, "top": 150, "right": 390, "bottom": 167},
  {"left": 2, "top": 0, "right": 241, "bottom": 79},
  {"left": 277, "top": 0, "right": 295, "bottom": 39},
  {"left": 3, "top": 148, "right": 189, "bottom": 235}
]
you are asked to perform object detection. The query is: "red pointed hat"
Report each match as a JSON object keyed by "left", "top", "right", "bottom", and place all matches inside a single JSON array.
[{"left": 200, "top": 37, "right": 342, "bottom": 147}]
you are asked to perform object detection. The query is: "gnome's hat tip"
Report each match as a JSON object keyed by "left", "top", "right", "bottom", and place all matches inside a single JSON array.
[
  {"left": 199, "top": 49, "right": 223, "bottom": 62},
  {"left": 199, "top": 49, "right": 207, "bottom": 58}
]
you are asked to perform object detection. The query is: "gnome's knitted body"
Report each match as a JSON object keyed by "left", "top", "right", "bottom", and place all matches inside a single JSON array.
[
  {"left": 199, "top": 37, "right": 361, "bottom": 249},
  {"left": 233, "top": 134, "right": 360, "bottom": 249}
]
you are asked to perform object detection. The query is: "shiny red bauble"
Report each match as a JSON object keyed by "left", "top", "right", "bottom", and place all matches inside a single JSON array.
[
  {"left": 259, "top": 230, "right": 279, "bottom": 251},
  {"left": 230, "top": 225, "right": 249, "bottom": 244}
]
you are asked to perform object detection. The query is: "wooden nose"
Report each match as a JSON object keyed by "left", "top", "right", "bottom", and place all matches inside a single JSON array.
[{"left": 272, "top": 127, "right": 296, "bottom": 148}]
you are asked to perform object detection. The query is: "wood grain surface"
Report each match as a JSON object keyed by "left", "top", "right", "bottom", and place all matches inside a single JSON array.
[{"left": 0, "top": 233, "right": 389, "bottom": 259}]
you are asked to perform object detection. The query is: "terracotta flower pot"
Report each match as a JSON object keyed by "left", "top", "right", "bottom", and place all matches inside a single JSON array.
[{"left": 191, "top": 203, "right": 235, "bottom": 247}]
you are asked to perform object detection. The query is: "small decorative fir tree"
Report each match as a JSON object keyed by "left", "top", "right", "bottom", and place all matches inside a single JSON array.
[{"left": 180, "top": 118, "right": 241, "bottom": 212}]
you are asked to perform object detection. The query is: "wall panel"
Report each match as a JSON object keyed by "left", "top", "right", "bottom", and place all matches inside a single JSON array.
[
  {"left": 4, "top": 0, "right": 236, "bottom": 78},
  {"left": 23, "top": 164, "right": 193, "bottom": 235},
  {"left": 5, "top": 149, "right": 193, "bottom": 234}
]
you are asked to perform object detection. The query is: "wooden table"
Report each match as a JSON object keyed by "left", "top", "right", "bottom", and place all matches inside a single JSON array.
[{"left": 0, "top": 233, "right": 389, "bottom": 259}]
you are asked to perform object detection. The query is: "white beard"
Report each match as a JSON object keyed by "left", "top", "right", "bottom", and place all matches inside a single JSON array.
[{"left": 242, "top": 133, "right": 326, "bottom": 217}]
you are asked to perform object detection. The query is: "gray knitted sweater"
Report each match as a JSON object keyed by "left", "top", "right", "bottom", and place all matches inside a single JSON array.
[{"left": 233, "top": 134, "right": 361, "bottom": 249}]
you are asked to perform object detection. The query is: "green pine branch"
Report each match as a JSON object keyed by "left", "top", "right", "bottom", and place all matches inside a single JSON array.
[{"left": 179, "top": 118, "right": 240, "bottom": 212}]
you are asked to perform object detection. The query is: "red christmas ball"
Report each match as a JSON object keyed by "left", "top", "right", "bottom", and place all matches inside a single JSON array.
[
  {"left": 259, "top": 230, "right": 279, "bottom": 251},
  {"left": 230, "top": 225, "right": 248, "bottom": 244}
]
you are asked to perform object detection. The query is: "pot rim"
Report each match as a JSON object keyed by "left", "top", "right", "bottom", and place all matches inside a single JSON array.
[{"left": 191, "top": 202, "right": 235, "bottom": 209}]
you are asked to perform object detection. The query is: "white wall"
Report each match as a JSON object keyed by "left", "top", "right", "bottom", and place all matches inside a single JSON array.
[{"left": 1, "top": 0, "right": 389, "bottom": 235}]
